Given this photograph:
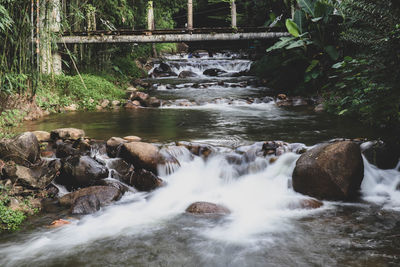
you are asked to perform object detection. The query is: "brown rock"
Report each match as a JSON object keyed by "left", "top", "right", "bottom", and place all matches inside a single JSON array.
[
  {"left": 277, "top": 94, "right": 287, "bottom": 100},
  {"left": 292, "top": 141, "right": 364, "bottom": 200},
  {"left": 48, "top": 219, "right": 71, "bottom": 228},
  {"left": 50, "top": 128, "right": 85, "bottom": 140},
  {"left": 0, "top": 132, "right": 40, "bottom": 166},
  {"left": 106, "top": 137, "right": 127, "bottom": 158},
  {"left": 33, "top": 131, "right": 51, "bottom": 142},
  {"left": 123, "top": 169, "right": 163, "bottom": 191},
  {"left": 288, "top": 198, "right": 323, "bottom": 210},
  {"left": 186, "top": 201, "right": 230, "bottom": 215},
  {"left": 123, "top": 136, "right": 142, "bottom": 142},
  {"left": 59, "top": 185, "right": 123, "bottom": 208},
  {"left": 120, "top": 142, "right": 161, "bottom": 173}
]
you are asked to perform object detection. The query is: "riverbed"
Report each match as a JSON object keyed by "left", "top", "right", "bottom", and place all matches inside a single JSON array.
[{"left": 1, "top": 52, "right": 400, "bottom": 267}]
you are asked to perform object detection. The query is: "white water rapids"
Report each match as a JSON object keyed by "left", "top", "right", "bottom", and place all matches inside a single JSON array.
[{"left": 0, "top": 146, "right": 399, "bottom": 266}]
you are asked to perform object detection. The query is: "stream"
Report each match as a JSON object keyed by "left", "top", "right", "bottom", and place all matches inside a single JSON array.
[{"left": 1, "top": 52, "right": 400, "bottom": 266}]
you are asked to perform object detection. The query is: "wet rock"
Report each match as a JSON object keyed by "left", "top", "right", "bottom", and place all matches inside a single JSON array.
[
  {"left": 292, "top": 141, "right": 364, "bottom": 201},
  {"left": 107, "top": 158, "right": 134, "bottom": 181},
  {"left": 33, "top": 131, "right": 51, "bottom": 142},
  {"left": 111, "top": 100, "right": 121, "bottom": 108},
  {"left": 59, "top": 185, "right": 123, "bottom": 215},
  {"left": 147, "top": 97, "right": 161, "bottom": 108},
  {"left": 3, "top": 159, "right": 61, "bottom": 190},
  {"left": 361, "top": 141, "right": 400, "bottom": 170},
  {"left": 131, "top": 91, "right": 149, "bottom": 104},
  {"left": 123, "top": 169, "right": 163, "bottom": 191},
  {"left": 203, "top": 68, "right": 227, "bottom": 77},
  {"left": 125, "top": 100, "right": 141, "bottom": 109},
  {"left": 48, "top": 219, "right": 71, "bottom": 228},
  {"left": 0, "top": 132, "right": 40, "bottom": 166},
  {"left": 152, "top": 63, "right": 177, "bottom": 77},
  {"left": 178, "top": 71, "right": 198, "bottom": 78},
  {"left": 262, "top": 141, "right": 289, "bottom": 156},
  {"left": 186, "top": 202, "right": 230, "bottom": 215},
  {"left": 106, "top": 137, "right": 127, "bottom": 158},
  {"left": 120, "top": 142, "right": 161, "bottom": 173},
  {"left": 176, "top": 142, "right": 214, "bottom": 158},
  {"left": 100, "top": 99, "right": 110, "bottom": 109},
  {"left": 57, "top": 156, "right": 108, "bottom": 189},
  {"left": 288, "top": 198, "right": 323, "bottom": 210},
  {"left": 314, "top": 104, "right": 325, "bottom": 113},
  {"left": 46, "top": 184, "right": 59, "bottom": 198},
  {"left": 51, "top": 128, "right": 85, "bottom": 141},
  {"left": 56, "top": 142, "right": 80, "bottom": 158},
  {"left": 277, "top": 94, "right": 287, "bottom": 100}
]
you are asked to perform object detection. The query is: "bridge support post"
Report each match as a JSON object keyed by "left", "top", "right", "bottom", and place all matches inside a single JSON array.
[
  {"left": 40, "top": 0, "right": 62, "bottom": 74},
  {"left": 147, "top": 1, "right": 155, "bottom": 31},
  {"left": 187, "top": 0, "right": 193, "bottom": 30},
  {"left": 231, "top": 0, "right": 237, "bottom": 28}
]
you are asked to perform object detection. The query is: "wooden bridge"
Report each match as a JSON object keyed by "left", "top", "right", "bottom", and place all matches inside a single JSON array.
[
  {"left": 60, "top": 27, "right": 289, "bottom": 44},
  {"left": 39, "top": 0, "right": 289, "bottom": 74}
]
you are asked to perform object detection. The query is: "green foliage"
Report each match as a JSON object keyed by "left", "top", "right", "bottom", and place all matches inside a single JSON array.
[
  {"left": 38, "top": 74, "right": 125, "bottom": 110},
  {"left": 260, "top": 0, "right": 341, "bottom": 93},
  {"left": 0, "top": 189, "right": 26, "bottom": 231},
  {"left": 0, "top": 73, "right": 29, "bottom": 95}
]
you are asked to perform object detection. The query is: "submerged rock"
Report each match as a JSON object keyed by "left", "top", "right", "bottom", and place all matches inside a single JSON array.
[
  {"left": 0, "top": 132, "right": 40, "bottom": 166},
  {"left": 57, "top": 156, "right": 108, "bottom": 189},
  {"left": 186, "top": 202, "right": 230, "bottom": 215},
  {"left": 292, "top": 141, "right": 364, "bottom": 201},
  {"left": 51, "top": 128, "right": 85, "bottom": 141}
]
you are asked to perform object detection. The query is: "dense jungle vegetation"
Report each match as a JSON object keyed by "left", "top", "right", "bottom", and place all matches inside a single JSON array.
[{"left": 0, "top": 0, "right": 399, "bottom": 130}]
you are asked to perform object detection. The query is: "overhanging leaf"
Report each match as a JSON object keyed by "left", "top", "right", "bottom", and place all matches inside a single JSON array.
[
  {"left": 293, "top": 10, "right": 306, "bottom": 34},
  {"left": 297, "top": 0, "right": 315, "bottom": 17},
  {"left": 285, "top": 19, "right": 300, "bottom": 37}
]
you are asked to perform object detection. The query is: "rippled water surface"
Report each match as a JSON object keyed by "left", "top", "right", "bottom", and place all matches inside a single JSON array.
[{"left": 3, "top": 53, "right": 399, "bottom": 267}]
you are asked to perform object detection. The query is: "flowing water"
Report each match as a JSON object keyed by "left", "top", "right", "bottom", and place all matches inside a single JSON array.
[{"left": 2, "top": 53, "right": 400, "bottom": 266}]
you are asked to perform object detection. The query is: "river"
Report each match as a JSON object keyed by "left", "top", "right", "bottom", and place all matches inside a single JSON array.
[{"left": 1, "top": 52, "right": 400, "bottom": 266}]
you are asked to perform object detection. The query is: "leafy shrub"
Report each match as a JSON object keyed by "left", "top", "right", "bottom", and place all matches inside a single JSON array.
[{"left": 0, "top": 190, "right": 26, "bottom": 231}]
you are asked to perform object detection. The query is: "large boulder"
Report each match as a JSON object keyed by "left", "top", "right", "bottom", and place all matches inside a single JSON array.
[
  {"left": 3, "top": 159, "right": 61, "bottom": 189},
  {"left": 119, "top": 142, "right": 161, "bottom": 173},
  {"left": 0, "top": 132, "right": 40, "bottom": 166},
  {"left": 59, "top": 185, "right": 123, "bottom": 214},
  {"left": 203, "top": 68, "right": 227, "bottom": 77},
  {"left": 50, "top": 128, "right": 85, "bottom": 140},
  {"left": 33, "top": 131, "right": 51, "bottom": 142},
  {"left": 122, "top": 169, "right": 163, "bottom": 191},
  {"left": 186, "top": 202, "right": 230, "bottom": 215},
  {"left": 57, "top": 156, "right": 108, "bottom": 189},
  {"left": 152, "top": 63, "right": 177, "bottom": 78},
  {"left": 292, "top": 141, "right": 364, "bottom": 201}
]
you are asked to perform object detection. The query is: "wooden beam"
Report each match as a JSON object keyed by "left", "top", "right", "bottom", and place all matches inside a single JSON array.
[
  {"left": 231, "top": 0, "right": 237, "bottom": 28},
  {"left": 187, "top": 0, "right": 193, "bottom": 30},
  {"left": 59, "top": 32, "right": 290, "bottom": 44}
]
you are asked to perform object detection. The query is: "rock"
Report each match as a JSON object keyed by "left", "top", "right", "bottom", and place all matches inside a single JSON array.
[
  {"left": 292, "top": 141, "right": 364, "bottom": 200},
  {"left": 288, "top": 198, "right": 323, "bottom": 210},
  {"left": 125, "top": 101, "right": 141, "bottom": 109},
  {"left": 123, "top": 169, "right": 163, "bottom": 191},
  {"left": 178, "top": 71, "right": 198, "bottom": 78},
  {"left": 314, "top": 104, "right": 325, "bottom": 113},
  {"left": 186, "top": 202, "right": 230, "bottom": 215},
  {"left": 48, "top": 219, "right": 71, "bottom": 228},
  {"left": 0, "top": 132, "right": 40, "bottom": 166},
  {"left": 362, "top": 141, "right": 400, "bottom": 170},
  {"left": 46, "top": 184, "right": 59, "bottom": 198},
  {"left": 203, "top": 68, "right": 227, "bottom": 77},
  {"left": 147, "top": 97, "right": 161, "bottom": 108},
  {"left": 71, "top": 194, "right": 101, "bottom": 215},
  {"left": 59, "top": 186, "right": 123, "bottom": 214},
  {"left": 57, "top": 156, "right": 108, "bottom": 189},
  {"left": 111, "top": 100, "right": 121, "bottom": 107},
  {"left": 65, "top": 104, "right": 78, "bottom": 112},
  {"left": 106, "top": 137, "right": 127, "bottom": 158},
  {"left": 123, "top": 136, "right": 142, "bottom": 142},
  {"left": 131, "top": 92, "right": 149, "bottom": 104},
  {"left": 95, "top": 105, "right": 103, "bottom": 111},
  {"left": 277, "top": 94, "right": 287, "bottom": 100},
  {"left": 100, "top": 99, "right": 110, "bottom": 108},
  {"left": 56, "top": 142, "right": 79, "bottom": 158},
  {"left": 51, "top": 128, "right": 85, "bottom": 141},
  {"left": 120, "top": 142, "right": 161, "bottom": 173},
  {"left": 262, "top": 96, "right": 274, "bottom": 103},
  {"left": 152, "top": 63, "right": 177, "bottom": 77},
  {"left": 33, "top": 131, "right": 51, "bottom": 142},
  {"left": 3, "top": 159, "right": 61, "bottom": 190}
]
